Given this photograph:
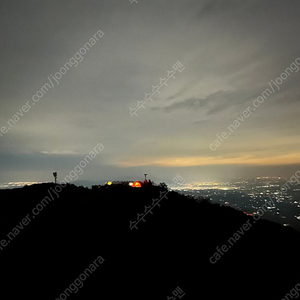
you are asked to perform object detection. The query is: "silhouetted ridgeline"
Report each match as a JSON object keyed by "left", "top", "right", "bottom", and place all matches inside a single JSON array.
[{"left": 0, "top": 183, "right": 299, "bottom": 299}]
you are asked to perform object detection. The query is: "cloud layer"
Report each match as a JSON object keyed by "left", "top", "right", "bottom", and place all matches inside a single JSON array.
[{"left": 1, "top": 0, "right": 300, "bottom": 183}]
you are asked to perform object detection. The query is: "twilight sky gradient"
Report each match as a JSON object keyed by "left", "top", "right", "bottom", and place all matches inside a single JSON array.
[{"left": 1, "top": 0, "right": 300, "bottom": 184}]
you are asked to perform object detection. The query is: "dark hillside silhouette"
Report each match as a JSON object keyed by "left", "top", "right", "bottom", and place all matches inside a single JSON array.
[{"left": 0, "top": 183, "right": 299, "bottom": 299}]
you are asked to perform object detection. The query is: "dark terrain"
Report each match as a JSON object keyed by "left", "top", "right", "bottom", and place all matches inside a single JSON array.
[{"left": 0, "top": 183, "right": 299, "bottom": 299}]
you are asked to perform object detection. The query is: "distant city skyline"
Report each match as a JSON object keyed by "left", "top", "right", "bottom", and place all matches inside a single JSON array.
[
  {"left": 2, "top": 175, "right": 300, "bottom": 232},
  {"left": 0, "top": 174, "right": 297, "bottom": 189}
]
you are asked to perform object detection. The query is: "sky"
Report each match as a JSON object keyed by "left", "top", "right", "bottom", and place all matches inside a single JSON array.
[{"left": 1, "top": 0, "right": 300, "bottom": 185}]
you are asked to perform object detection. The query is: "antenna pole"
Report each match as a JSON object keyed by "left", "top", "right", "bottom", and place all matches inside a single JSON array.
[{"left": 53, "top": 172, "right": 57, "bottom": 184}]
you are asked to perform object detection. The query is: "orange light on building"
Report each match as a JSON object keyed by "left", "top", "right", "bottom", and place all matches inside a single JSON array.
[{"left": 132, "top": 181, "right": 142, "bottom": 188}]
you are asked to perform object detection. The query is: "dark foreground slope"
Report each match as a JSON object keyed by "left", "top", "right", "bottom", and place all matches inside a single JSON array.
[{"left": 0, "top": 183, "right": 299, "bottom": 299}]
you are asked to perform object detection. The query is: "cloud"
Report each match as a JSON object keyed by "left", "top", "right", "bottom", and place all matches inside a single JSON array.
[
  {"left": 1, "top": 0, "right": 300, "bottom": 182},
  {"left": 157, "top": 89, "right": 256, "bottom": 115},
  {"left": 118, "top": 151, "right": 300, "bottom": 168},
  {"left": 196, "top": 0, "right": 240, "bottom": 19},
  {"left": 39, "top": 150, "right": 82, "bottom": 156}
]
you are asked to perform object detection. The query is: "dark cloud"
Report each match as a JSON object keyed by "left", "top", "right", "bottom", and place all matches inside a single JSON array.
[{"left": 157, "top": 89, "right": 257, "bottom": 115}]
